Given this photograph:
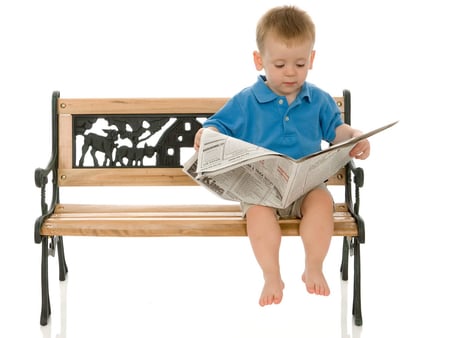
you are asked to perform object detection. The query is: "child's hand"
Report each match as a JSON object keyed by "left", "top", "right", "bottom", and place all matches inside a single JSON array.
[
  {"left": 194, "top": 127, "right": 219, "bottom": 151},
  {"left": 350, "top": 138, "right": 370, "bottom": 160},
  {"left": 194, "top": 128, "right": 204, "bottom": 151},
  {"left": 334, "top": 125, "right": 371, "bottom": 160}
]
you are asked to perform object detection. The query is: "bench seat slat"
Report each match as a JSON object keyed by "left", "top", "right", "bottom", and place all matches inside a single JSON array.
[
  {"left": 51, "top": 202, "right": 350, "bottom": 213},
  {"left": 41, "top": 203, "right": 358, "bottom": 237}
]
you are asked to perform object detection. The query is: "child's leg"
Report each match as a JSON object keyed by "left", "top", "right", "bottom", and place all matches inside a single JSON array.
[
  {"left": 246, "top": 205, "right": 284, "bottom": 306},
  {"left": 299, "top": 187, "right": 334, "bottom": 296}
]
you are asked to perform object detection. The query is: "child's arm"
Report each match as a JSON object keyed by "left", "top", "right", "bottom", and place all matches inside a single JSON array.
[
  {"left": 333, "top": 124, "right": 371, "bottom": 160},
  {"left": 194, "top": 127, "right": 219, "bottom": 151}
]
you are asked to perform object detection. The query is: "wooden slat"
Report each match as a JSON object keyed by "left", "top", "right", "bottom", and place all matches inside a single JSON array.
[
  {"left": 41, "top": 203, "right": 358, "bottom": 237},
  {"left": 57, "top": 97, "right": 229, "bottom": 115},
  {"left": 58, "top": 167, "right": 346, "bottom": 186},
  {"left": 58, "top": 97, "right": 343, "bottom": 114},
  {"left": 326, "top": 167, "right": 346, "bottom": 185},
  {"left": 333, "top": 96, "right": 345, "bottom": 113},
  {"left": 53, "top": 202, "right": 349, "bottom": 213},
  {"left": 58, "top": 168, "right": 196, "bottom": 186},
  {"left": 59, "top": 114, "right": 73, "bottom": 170},
  {"left": 54, "top": 203, "right": 243, "bottom": 213}
]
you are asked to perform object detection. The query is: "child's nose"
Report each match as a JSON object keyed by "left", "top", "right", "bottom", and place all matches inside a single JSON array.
[{"left": 284, "top": 65, "right": 296, "bottom": 76}]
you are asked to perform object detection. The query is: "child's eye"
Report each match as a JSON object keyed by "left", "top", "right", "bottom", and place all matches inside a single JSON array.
[
  {"left": 275, "top": 64, "right": 285, "bottom": 68},
  {"left": 296, "top": 64, "right": 306, "bottom": 68}
]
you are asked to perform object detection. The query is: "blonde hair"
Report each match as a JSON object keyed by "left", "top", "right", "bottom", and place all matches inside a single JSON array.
[{"left": 256, "top": 6, "right": 315, "bottom": 52}]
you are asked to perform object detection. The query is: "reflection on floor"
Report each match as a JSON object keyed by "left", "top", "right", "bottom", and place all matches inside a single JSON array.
[{"left": 36, "top": 237, "right": 362, "bottom": 338}]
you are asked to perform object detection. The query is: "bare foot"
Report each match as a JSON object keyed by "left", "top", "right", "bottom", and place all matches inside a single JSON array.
[
  {"left": 259, "top": 275, "right": 285, "bottom": 306},
  {"left": 302, "top": 268, "right": 330, "bottom": 296}
]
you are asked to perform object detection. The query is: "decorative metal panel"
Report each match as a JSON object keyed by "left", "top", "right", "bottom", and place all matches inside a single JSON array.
[{"left": 73, "top": 114, "right": 207, "bottom": 168}]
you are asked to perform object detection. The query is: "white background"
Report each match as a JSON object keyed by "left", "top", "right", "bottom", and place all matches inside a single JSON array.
[{"left": 1, "top": 1, "right": 449, "bottom": 337}]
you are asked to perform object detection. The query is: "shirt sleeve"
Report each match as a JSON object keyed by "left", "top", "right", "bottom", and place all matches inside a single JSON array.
[
  {"left": 202, "top": 97, "right": 243, "bottom": 136},
  {"left": 321, "top": 93, "right": 344, "bottom": 143}
]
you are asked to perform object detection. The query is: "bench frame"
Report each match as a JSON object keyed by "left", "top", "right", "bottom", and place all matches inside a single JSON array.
[{"left": 34, "top": 90, "right": 365, "bottom": 326}]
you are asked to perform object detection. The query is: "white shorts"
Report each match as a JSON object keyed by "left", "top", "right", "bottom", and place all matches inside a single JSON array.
[{"left": 240, "top": 183, "right": 330, "bottom": 219}]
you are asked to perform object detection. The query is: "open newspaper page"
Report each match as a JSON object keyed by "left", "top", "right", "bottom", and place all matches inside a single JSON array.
[
  {"left": 284, "top": 142, "right": 355, "bottom": 206},
  {"left": 183, "top": 121, "right": 397, "bottom": 208},
  {"left": 183, "top": 129, "right": 294, "bottom": 207},
  {"left": 194, "top": 128, "right": 280, "bottom": 175}
]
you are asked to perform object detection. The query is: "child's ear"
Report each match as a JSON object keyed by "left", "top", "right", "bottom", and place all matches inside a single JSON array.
[
  {"left": 253, "top": 51, "right": 264, "bottom": 71},
  {"left": 309, "top": 50, "right": 316, "bottom": 70}
]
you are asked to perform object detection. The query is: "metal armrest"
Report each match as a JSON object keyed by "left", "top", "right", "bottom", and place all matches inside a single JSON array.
[{"left": 345, "top": 160, "right": 365, "bottom": 243}]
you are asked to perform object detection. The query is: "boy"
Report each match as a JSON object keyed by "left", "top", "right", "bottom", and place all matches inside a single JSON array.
[{"left": 194, "top": 6, "right": 370, "bottom": 306}]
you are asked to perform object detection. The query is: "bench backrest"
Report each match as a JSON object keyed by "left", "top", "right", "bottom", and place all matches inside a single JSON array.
[{"left": 52, "top": 91, "right": 350, "bottom": 187}]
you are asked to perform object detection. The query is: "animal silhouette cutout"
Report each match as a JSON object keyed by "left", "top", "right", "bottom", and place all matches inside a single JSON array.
[
  {"left": 114, "top": 144, "right": 156, "bottom": 167},
  {"left": 78, "top": 129, "right": 119, "bottom": 167}
]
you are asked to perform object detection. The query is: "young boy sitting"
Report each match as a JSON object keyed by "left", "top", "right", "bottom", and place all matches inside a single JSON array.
[{"left": 194, "top": 5, "right": 370, "bottom": 306}]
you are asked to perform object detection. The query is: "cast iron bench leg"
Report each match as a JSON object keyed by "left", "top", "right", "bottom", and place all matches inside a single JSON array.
[
  {"left": 57, "top": 236, "right": 68, "bottom": 281},
  {"left": 352, "top": 239, "right": 363, "bottom": 326},
  {"left": 40, "top": 237, "right": 51, "bottom": 326},
  {"left": 340, "top": 236, "right": 350, "bottom": 281}
]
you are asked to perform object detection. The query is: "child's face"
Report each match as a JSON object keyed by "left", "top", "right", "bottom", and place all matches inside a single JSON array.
[{"left": 254, "top": 33, "right": 315, "bottom": 103}]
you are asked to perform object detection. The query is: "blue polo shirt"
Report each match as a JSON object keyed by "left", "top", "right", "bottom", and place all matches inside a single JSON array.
[{"left": 203, "top": 75, "right": 343, "bottom": 159}]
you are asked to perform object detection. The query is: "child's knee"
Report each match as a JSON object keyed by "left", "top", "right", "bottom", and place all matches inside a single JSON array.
[
  {"left": 302, "top": 188, "right": 333, "bottom": 214},
  {"left": 247, "top": 205, "right": 277, "bottom": 218}
]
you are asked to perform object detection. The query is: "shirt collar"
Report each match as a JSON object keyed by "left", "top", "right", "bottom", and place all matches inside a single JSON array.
[{"left": 252, "top": 75, "right": 312, "bottom": 104}]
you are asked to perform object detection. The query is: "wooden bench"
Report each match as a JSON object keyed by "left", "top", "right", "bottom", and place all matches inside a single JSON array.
[{"left": 34, "top": 90, "right": 365, "bottom": 326}]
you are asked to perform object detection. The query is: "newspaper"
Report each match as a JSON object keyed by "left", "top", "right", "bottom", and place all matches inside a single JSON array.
[{"left": 183, "top": 121, "right": 397, "bottom": 209}]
